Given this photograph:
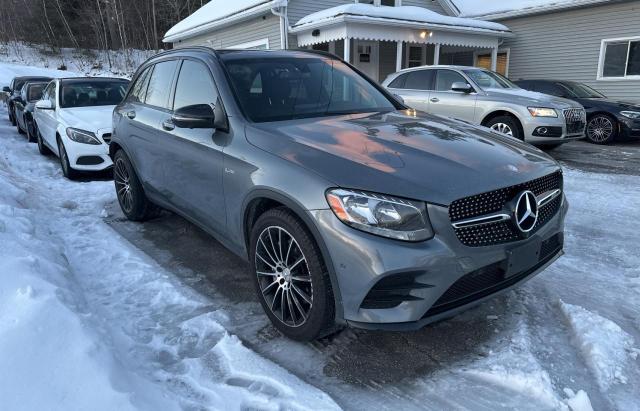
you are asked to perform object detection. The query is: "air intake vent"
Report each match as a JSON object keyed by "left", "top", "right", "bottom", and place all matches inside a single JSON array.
[{"left": 360, "top": 271, "right": 433, "bottom": 310}]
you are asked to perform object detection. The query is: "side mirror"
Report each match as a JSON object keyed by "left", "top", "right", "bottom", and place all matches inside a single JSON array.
[
  {"left": 451, "top": 82, "right": 474, "bottom": 93},
  {"left": 392, "top": 93, "right": 405, "bottom": 104},
  {"left": 2, "top": 86, "right": 10, "bottom": 93},
  {"left": 172, "top": 104, "right": 216, "bottom": 129},
  {"left": 35, "top": 100, "right": 53, "bottom": 110}
]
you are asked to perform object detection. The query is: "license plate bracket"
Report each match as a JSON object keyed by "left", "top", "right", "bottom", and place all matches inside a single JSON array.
[{"left": 505, "top": 240, "right": 541, "bottom": 278}]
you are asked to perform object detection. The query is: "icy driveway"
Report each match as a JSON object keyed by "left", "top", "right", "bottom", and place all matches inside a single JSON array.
[{"left": 1, "top": 64, "right": 639, "bottom": 410}]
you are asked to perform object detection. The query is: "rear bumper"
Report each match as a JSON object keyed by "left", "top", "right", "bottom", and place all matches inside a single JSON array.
[{"left": 310, "top": 195, "right": 568, "bottom": 329}]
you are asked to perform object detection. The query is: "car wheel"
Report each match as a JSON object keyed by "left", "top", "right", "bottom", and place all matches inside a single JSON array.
[
  {"left": 486, "top": 115, "right": 523, "bottom": 140},
  {"left": 9, "top": 106, "right": 16, "bottom": 126},
  {"left": 586, "top": 114, "right": 617, "bottom": 144},
  {"left": 57, "top": 139, "right": 79, "bottom": 180},
  {"left": 249, "top": 208, "right": 336, "bottom": 341},
  {"left": 16, "top": 117, "right": 25, "bottom": 135},
  {"left": 37, "top": 128, "right": 52, "bottom": 155},
  {"left": 26, "top": 119, "right": 36, "bottom": 143},
  {"left": 113, "top": 149, "right": 161, "bottom": 221}
]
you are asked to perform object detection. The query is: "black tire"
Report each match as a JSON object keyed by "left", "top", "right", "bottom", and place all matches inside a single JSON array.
[
  {"left": 249, "top": 207, "right": 336, "bottom": 341},
  {"left": 37, "top": 128, "right": 52, "bottom": 155},
  {"left": 486, "top": 115, "right": 523, "bottom": 140},
  {"left": 113, "top": 149, "right": 161, "bottom": 221},
  {"left": 57, "top": 138, "right": 80, "bottom": 180},
  {"left": 586, "top": 114, "right": 617, "bottom": 145},
  {"left": 26, "top": 119, "right": 36, "bottom": 143},
  {"left": 16, "top": 116, "right": 25, "bottom": 135},
  {"left": 9, "top": 105, "right": 16, "bottom": 126}
]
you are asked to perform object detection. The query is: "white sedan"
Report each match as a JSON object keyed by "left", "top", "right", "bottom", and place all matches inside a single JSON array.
[{"left": 34, "top": 77, "right": 129, "bottom": 179}]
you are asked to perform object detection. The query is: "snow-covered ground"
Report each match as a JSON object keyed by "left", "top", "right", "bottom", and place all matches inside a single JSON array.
[{"left": 0, "top": 63, "right": 638, "bottom": 411}]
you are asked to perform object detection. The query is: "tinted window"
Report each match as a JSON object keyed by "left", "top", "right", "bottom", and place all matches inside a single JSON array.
[
  {"left": 558, "top": 82, "right": 605, "bottom": 99},
  {"left": 435, "top": 70, "right": 467, "bottom": 91},
  {"left": 223, "top": 56, "right": 396, "bottom": 122},
  {"left": 173, "top": 60, "right": 218, "bottom": 110},
  {"left": 536, "top": 82, "right": 567, "bottom": 97},
  {"left": 60, "top": 81, "right": 128, "bottom": 108},
  {"left": 388, "top": 73, "right": 407, "bottom": 89},
  {"left": 404, "top": 70, "right": 434, "bottom": 90},
  {"left": 27, "top": 84, "right": 45, "bottom": 101},
  {"left": 128, "top": 66, "right": 152, "bottom": 103},
  {"left": 145, "top": 60, "right": 179, "bottom": 109},
  {"left": 603, "top": 42, "right": 628, "bottom": 78}
]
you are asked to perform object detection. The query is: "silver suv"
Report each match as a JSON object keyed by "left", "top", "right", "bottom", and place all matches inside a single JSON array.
[{"left": 383, "top": 66, "right": 586, "bottom": 147}]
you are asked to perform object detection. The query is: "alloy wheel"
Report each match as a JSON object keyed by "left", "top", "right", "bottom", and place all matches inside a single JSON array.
[
  {"left": 587, "top": 116, "right": 613, "bottom": 143},
  {"left": 255, "top": 226, "right": 313, "bottom": 328},
  {"left": 490, "top": 122, "right": 513, "bottom": 136},
  {"left": 114, "top": 158, "right": 134, "bottom": 213}
]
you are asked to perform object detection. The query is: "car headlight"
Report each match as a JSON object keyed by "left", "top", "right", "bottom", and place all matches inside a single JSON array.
[
  {"left": 326, "top": 189, "right": 434, "bottom": 242},
  {"left": 528, "top": 107, "right": 558, "bottom": 118},
  {"left": 66, "top": 127, "right": 101, "bottom": 145},
  {"left": 620, "top": 111, "right": 640, "bottom": 119}
]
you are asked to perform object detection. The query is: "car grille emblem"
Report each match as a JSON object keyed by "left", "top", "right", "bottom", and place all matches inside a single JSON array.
[{"left": 514, "top": 191, "right": 538, "bottom": 233}]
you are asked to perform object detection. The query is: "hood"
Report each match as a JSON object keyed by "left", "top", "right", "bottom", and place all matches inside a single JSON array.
[
  {"left": 576, "top": 97, "right": 640, "bottom": 111},
  {"left": 484, "top": 88, "right": 579, "bottom": 109},
  {"left": 58, "top": 106, "right": 116, "bottom": 133},
  {"left": 246, "top": 111, "right": 560, "bottom": 206}
]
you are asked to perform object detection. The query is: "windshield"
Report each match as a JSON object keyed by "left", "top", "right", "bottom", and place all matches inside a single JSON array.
[
  {"left": 60, "top": 81, "right": 128, "bottom": 108},
  {"left": 463, "top": 69, "right": 518, "bottom": 89},
  {"left": 559, "top": 82, "right": 606, "bottom": 99},
  {"left": 222, "top": 56, "right": 397, "bottom": 122}
]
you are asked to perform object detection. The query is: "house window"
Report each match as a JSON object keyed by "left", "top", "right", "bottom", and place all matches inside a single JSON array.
[
  {"left": 598, "top": 37, "right": 640, "bottom": 79},
  {"left": 356, "top": 0, "right": 400, "bottom": 5},
  {"left": 476, "top": 51, "right": 509, "bottom": 76}
]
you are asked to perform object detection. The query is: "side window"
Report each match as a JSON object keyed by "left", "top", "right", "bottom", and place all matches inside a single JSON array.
[
  {"left": 172, "top": 60, "right": 219, "bottom": 110},
  {"left": 43, "top": 83, "right": 57, "bottom": 108},
  {"left": 145, "top": 60, "right": 179, "bottom": 109},
  {"left": 388, "top": 73, "right": 407, "bottom": 89},
  {"left": 128, "top": 66, "right": 152, "bottom": 103},
  {"left": 435, "top": 70, "right": 467, "bottom": 92},
  {"left": 404, "top": 70, "right": 434, "bottom": 90}
]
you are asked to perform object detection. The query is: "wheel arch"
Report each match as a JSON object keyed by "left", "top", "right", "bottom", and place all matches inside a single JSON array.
[
  {"left": 481, "top": 109, "right": 525, "bottom": 138},
  {"left": 242, "top": 189, "right": 345, "bottom": 322}
]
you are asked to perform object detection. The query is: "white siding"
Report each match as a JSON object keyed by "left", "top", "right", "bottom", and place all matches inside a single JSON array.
[
  {"left": 500, "top": 1, "right": 640, "bottom": 102},
  {"left": 175, "top": 14, "right": 282, "bottom": 50}
]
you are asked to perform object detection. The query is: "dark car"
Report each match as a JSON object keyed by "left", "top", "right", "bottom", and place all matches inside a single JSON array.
[
  {"left": 515, "top": 79, "right": 640, "bottom": 144},
  {"left": 14, "top": 81, "right": 48, "bottom": 142},
  {"left": 111, "top": 47, "right": 566, "bottom": 341},
  {"left": 3, "top": 76, "right": 53, "bottom": 126}
]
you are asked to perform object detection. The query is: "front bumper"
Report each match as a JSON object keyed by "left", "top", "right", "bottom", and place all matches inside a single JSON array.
[
  {"left": 619, "top": 117, "right": 640, "bottom": 139},
  {"left": 523, "top": 114, "right": 584, "bottom": 145},
  {"left": 310, "top": 195, "right": 568, "bottom": 329},
  {"left": 65, "top": 140, "right": 113, "bottom": 171}
]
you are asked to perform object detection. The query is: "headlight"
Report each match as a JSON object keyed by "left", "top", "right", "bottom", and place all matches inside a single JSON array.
[
  {"left": 66, "top": 127, "right": 101, "bottom": 145},
  {"left": 528, "top": 107, "right": 558, "bottom": 118},
  {"left": 620, "top": 111, "right": 640, "bottom": 119},
  {"left": 326, "top": 189, "right": 434, "bottom": 242}
]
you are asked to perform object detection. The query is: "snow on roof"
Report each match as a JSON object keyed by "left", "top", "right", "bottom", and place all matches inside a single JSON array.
[
  {"left": 450, "top": 0, "right": 614, "bottom": 19},
  {"left": 293, "top": 4, "right": 510, "bottom": 34},
  {"left": 164, "top": 0, "right": 287, "bottom": 43}
]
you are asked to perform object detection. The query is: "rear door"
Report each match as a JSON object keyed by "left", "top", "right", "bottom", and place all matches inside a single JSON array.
[
  {"left": 158, "top": 58, "right": 227, "bottom": 233},
  {"left": 428, "top": 69, "right": 478, "bottom": 122},
  {"left": 386, "top": 69, "right": 433, "bottom": 112}
]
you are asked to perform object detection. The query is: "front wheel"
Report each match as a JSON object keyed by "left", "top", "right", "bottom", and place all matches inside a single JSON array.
[
  {"left": 57, "top": 139, "right": 79, "bottom": 180},
  {"left": 586, "top": 114, "right": 617, "bottom": 144},
  {"left": 249, "top": 208, "right": 336, "bottom": 341},
  {"left": 486, "top": 115, "right": 523, "bottom": 141},
  {"left": 113, "top": 149, "right": 161, "bottom": 221}
]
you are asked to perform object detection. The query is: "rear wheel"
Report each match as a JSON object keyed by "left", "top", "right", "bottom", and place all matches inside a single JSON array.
[
  {"left": 486, "top": 115, "right": 523, "bottom": 140},
  {"left": 586, "top": 114, "right": 617, "bottom": 144},
  {"left": 57, "top": 138, "right": 79, "bottom": 180},
  {"left": 249, "top": 208, "right": 336, "bottom": 341},
  {"left": 113, "top": 149, "right": 161, "bottom": 221}
]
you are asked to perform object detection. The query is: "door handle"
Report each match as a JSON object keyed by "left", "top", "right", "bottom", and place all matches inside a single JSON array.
[
  {"left": 430, "top": 98, "right": 440, "bottom": 103},
  {"left": 162, "top": 119, "right": 175, "bottom": 131},
  {"left": 126, "top": 111, "right": 136, "bottom": 119}
]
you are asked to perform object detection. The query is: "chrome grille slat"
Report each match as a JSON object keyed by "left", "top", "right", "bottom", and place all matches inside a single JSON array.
[{"left": 563, "top": 108, "right": 586, "bottom": 135}]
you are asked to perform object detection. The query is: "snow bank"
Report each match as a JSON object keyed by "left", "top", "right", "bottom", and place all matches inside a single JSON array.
[{"left": 559, "top": 300, "right": 637, "bottom": 390}]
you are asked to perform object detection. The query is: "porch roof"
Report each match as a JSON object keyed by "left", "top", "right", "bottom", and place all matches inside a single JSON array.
[{"left": 291, "top": 4, "right": 511, "bottom": 48}]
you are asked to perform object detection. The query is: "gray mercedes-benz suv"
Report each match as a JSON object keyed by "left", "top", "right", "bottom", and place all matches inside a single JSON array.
[
  {"left": 111, "top": 48, "right": 567, "bottom": 341},
  {"left": 383, "top": 65, "right": 586, "bottom": 148}
]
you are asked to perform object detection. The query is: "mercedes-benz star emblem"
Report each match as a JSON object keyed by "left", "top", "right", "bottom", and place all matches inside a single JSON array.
[{"left": 514, "top": 191, "right": 539, "bottom": 233}]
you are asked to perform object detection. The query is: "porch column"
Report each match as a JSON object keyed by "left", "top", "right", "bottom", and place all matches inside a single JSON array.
[
  {"left": 490, "top": 46, "right": 498, "bottom": 71},
  {"left": 344, "top": 37, "right": 351, "bottom": 63},
  {"left": 433, "top": 43, "right": 440, "bottom": 65},
  {"left": 396, "top": 41, "right": 403, "bottom": 72}
]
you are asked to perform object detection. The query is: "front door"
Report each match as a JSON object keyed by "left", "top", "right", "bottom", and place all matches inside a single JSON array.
[
  {"left": 427, "top": 69, "right": 478, "bottom": 122},
  {"left": 354, "top": 40, "right": 379, "bottom": 82}
]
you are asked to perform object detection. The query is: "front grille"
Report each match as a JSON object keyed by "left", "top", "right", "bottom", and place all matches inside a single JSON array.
[
  {"left": 450, "top": 172, "right": 563, "bottom": 247},
  {"left": 563, "top": 108, "right": 586, "bottom": 135},
  {"left": 424, "top": 235, "right": 563, "bottom": 317},
  {"left": 101, "top": 133, "right": 112, "bottom": 144}
]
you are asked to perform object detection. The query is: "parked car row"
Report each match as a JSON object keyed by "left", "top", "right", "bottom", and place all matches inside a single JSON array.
[{"left": 3, "top": 48, "right": 571, "bottom": 342}]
